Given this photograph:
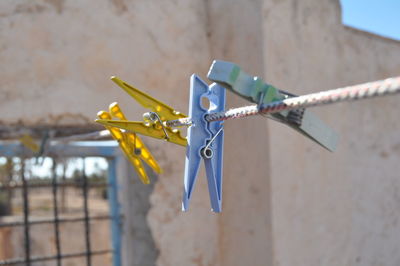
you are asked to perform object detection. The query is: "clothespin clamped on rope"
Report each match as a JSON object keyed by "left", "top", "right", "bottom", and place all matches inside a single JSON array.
[
  {"left": 182, "top": 75, "right": 226, "bottom": 212},
  {"left": 97, "top": 103, "right": 162, "bottom": 184},
  {"left": 20, "top": 131, "right": 52, "bottom": 164},
  {"left": 207, "top": 60, "right": 338, "bottom": 151},
  {"left": 19, "top": 134, "right": 40, "bottom": 153},
  {"left": 96, "top": 77, "right": 187, "bottom": 147}
]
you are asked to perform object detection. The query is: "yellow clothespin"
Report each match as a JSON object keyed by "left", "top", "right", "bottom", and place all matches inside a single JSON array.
[
  {"left": 19, "top": 134, "right": 40, "bottom": 153},
  {"left": 97, "top": 110, "right": 158, "bottom": 185},
  {"left": 109, "top": 102, "right": 162, "bottom": 175},
  {"left": 96, "top": 77, "right": 187, "bottom": 146}
]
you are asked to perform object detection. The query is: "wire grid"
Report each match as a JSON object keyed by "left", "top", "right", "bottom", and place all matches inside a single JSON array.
[{"left": 0, "top": 157, "right": 114, "bottom": 266}]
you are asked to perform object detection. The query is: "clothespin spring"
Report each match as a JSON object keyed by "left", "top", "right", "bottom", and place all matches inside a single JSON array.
[
  {"left": 143, "top": 112, "right": 170, "bottom": 140},
  {"left": 258, "top": 90, "right": 305, "bottom": 126},
  {"left": 201, "top": 127, "right": 223, "bottom": 159}
]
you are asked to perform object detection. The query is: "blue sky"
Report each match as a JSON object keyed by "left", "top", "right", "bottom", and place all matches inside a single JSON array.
[{"left": 340, "top": 0, "right": 400, "bottom": 41}]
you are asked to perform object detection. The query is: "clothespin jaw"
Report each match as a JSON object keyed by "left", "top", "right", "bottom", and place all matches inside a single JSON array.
[
  {"left": 96, "top": 119, "right": 187, "bottom": 146},
  {"left": 108, "top": 102, "right": 162, "bottom": 175},
  {"left": 207, "top": 60, "right": 338, "bottom": 151},
  {"left": 207, "top": 61, "right": 282, "bottom": 105},
  {"left": 97, "top": 110, "right": 151, "bottom": 184},
  {"left": 183, "top": 75, "right": 226, "bottom": 213},
  {"left": 96, "top": 77, "right": 187, "bottom": 146},
  {"left": 111, "top": 76, "right": 186, "bottom": 121}
]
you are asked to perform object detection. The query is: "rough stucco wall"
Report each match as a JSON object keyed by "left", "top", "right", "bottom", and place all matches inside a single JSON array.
[
  {"left": 117, "top": 157, "right": 159, "bottom": 266},
  {"left": 1, "top": 1, "right": 273, "bottom": 266},
  {"left": 2, "top": 0, "right": 400, "bottom": 266},
  {"left": 0, "top": 1, "right": 218, "bottom": 265},
  {"left": 0, "top": 0, "right": 208, "bottom": 126},
  {"left": 149, "top": 0, "right": 273, "bottom": 265},
  {"left": 205, "top": 1, "right": 273, "bottom": 266},
  {"left": 263, "top": 0, "right": 400, "bottom": 265}
]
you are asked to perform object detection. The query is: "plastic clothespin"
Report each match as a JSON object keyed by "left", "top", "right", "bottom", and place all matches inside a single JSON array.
[
  {"left": 95, "top": 77, "right": 187, "bottom": 147},
  {"left": 19, "top": 134, "right": 40, "bottom": 153},
  {"left": 19, "top": 132, "right": 52, "bottom": 164},
  {"left": 19, "top": 132, "right": 51, "bottom": 165},
  {"left": 109, "top": 102, "right": 162, "bottom": 176},
  {"left": 97, "top": 109, "right": 155, "bottom": 184},
  {"left": 183, "top": 75, "right": 226, "bottom": 213},
  {"left": 207, "top": 60, "right": 338, "bottom": 151}
]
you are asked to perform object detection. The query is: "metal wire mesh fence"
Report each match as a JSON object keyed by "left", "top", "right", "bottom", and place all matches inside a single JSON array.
[{"left": 0, "top": 142, "right": 122, "bottom": 266}]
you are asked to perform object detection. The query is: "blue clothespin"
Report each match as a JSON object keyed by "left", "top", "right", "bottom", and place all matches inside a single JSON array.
[{"left": 182, "top": 75, "right": 226, "bottom": 213}]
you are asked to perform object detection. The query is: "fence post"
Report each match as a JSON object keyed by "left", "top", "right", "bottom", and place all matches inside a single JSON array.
[{"left": 107, "top": 157, "right": 122, "bottom": 266}]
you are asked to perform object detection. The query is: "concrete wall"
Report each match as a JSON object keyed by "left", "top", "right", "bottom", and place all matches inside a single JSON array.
[
  {"left": 1, "top": 0, "right": 400, "bottom": 266},
  {"left": 0, "top": 0, "right": 209, "bottom": 127},
  {"left": 263, "top": 1, "right": 400, "bottom": 266},
  {"left": 1, "top": 1, "right": 273, "bottom": 265}
]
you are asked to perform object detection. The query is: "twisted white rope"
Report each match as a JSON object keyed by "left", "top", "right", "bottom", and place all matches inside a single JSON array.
[{"left": 166, "top": 76, "right": 400, "bottom": 127}]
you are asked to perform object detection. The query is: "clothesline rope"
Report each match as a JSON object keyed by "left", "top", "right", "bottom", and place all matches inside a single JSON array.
[{"left": 166, "top": 76, "right": 400, "bottom": 127}]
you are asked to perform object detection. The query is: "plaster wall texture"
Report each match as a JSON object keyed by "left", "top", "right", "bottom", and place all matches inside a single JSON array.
[
  {"left": 149, "top": 1, "right": 273, "bottom": 265},
  {"left": 0, "top": 1, "right": 271, "bottom": 265},
  {"left": 263, "top": 0, "right": 400, "bottom": 266},
  {"left": 0, "top": 0, "right": 400, "bottom": 266}
]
